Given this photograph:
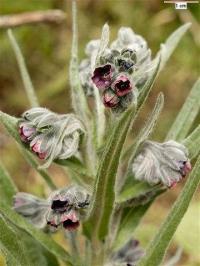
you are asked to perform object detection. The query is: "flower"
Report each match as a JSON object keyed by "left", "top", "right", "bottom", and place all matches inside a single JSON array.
[
  {"left": 19, "top": 108, "right": 85, "bottom": 168},
  {"left": 132, "top": 140, "right": 191, "bottom": 188},
  {"left": 105, "top": 239, "right": 144, "bottom": 266},
  {"left": 112, "top": 74, "right": 133, "bottom": 97},
  {"left": 13, "top": 186, "right": 90, "bottom": 232},
  {"left": 91, "top": 64, "right": 113, "bottom": 90},
  {"left": 103, "top": 89, "right": 120, "bottom": 108}
]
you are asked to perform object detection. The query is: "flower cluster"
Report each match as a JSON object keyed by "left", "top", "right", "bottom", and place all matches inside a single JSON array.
[
  {"left": 19, "top": 107, "right": 85, "bottom": 168},
  {"left": 132, "top": 140, "right": 192, "bottom": 188},
  {"left": 105, "top": 239, "right": 144, "bottom": 266},
  {"left": 13, "top": 185, "right": 90, "bottom": 232},
  {"left": 80, "top": 27, "right": 153, "bottom": 112}
]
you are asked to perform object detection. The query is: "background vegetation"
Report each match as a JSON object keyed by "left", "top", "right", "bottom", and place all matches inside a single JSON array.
[{"left": 0, "top": 0, "right": 199, "bottom": 265}]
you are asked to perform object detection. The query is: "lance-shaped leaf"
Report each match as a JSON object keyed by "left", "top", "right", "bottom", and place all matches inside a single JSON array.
[
  {"left": 0, "top": 214, "right": 33, "bottom": 266},
  {"left": 166, "top": 78, "right": 200, "bottom": 141},
  {"left": 126, "top": 92, "right": 164, "bottom": 169},
  {"left": 0, "top": 162, "right": 17, "bottom": 205},
  {"left": 156, "top": 23, "right": 191, "bottom": 72},
  {"left": 138, "top": 154, "right": 200, "bottom": 266},
  {"left": 95, "top": 23, "right": 110, "bottom": 66},
  {"left": 182, "top": 124, "right": 200, "bottom": 159},
  {"left": 7, "top": 29, "right": 39, "bottom": 108},
  {"left": 0, "top": 111, "right": 56, "bottom": 190},
  {"left": 83, "top": 105, "right": 136, "bottom": 240},
  {"left": 69, "top": 0, "right": 90, "bottom": 122},
  {"left": 0, "top": 202, "right": 72, "bottom": 265}
]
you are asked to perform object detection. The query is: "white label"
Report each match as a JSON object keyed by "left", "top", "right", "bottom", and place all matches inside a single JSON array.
[{"left": 175, "top": 2, "right": 188, "bottom": 9}]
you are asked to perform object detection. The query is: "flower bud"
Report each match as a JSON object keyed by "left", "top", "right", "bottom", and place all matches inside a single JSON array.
[
  {"left": 103, "top": 89, "right": 120, "bottom": 108},
  {"left": 91, "top": 64, "right": 113, "bottom": 90},
  {"left": 19, "top": 108, "right": 85, "bottom": 168},
  {"left": 13, "top": 186, "right": 90, "bottom": 232},
  {"left": 132, "top": 140, "right": 191, "bottom": 188},
  {"left": 112, "top": 75, "right": 133, "bottom": 97}
]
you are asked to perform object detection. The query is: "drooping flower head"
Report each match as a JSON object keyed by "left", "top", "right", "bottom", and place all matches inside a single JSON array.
[
  {"left": 132, "top": 140, "right": 191, "bottom": 188},
  {"left": 13, "top": 185, "right": 90, "bottom": 232},
  {"left": 18, "top": 108, "right": 85, "bottom": 168}
]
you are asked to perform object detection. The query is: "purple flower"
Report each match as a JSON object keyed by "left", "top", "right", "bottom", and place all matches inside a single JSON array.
[
  {"left": 112, "top": 75, "right": 132, "bottom": 97},
  {"left": 30, "top": 139, "right": 47, "bottom": 160},
  {"left": 103, "top": 89, "right": 120, "bottom": 108},
  {"left": 91, "top": 64, "right": 112, "bottom": 89},
  {"left": 19, "top": 123, "right": 36, "bottom": 143}
]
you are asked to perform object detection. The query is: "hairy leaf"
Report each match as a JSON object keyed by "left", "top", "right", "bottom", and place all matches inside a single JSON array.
[
  {"left": 95, "top": 23, "right": 110, "bottom": 66},
  {"left": 166, "top": 78, "right": 200, "bottom": 141},
  {"left": 7, "top": 29, "right": 39, "bottom": 108},
  {"left": 138, "top": 154, "right": 200, "bottom": 266},
  {"left": 0, "top": 162, "right": 17, "bottom": 205},
  {"left": 84, "top": 104, "right": 136, "bottom": 240},
  {"left": 156, "top": 23, "right": 191, "bottom": 72},
  {"left": 0, "top": 202, "right": 72, "bottom": 265},
  {"left": 183, "top": 124, "right": 200, "bottom": 159}
]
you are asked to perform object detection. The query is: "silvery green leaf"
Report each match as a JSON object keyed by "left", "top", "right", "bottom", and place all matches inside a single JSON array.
[
  {"left": 0, "top": 202, "right": 72, "bottom": 265},
  {"left": 138, "top": 154, "right": 200, "bottom": 266},
  {"left": 183, "top": 124, "right": 200, "bottom": 159},
  {"left": 0, "top": 162, "right": 17, "bottom": 206},
  {"left": 95, "top": 23, "right": 110, "bottom": 66},
  {"left": 166, "top": 78, "right": 200, "bottom": 141},
  {"left": 7, "top": 29, "right": 39, "bottom": 108},
  {"left": 156, "top": 23, "right": 191, "bottom": 72}
]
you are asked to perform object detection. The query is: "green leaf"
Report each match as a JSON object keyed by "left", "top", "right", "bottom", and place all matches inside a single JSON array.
[
  {"left": 0, "top": 202, "right": 72, "bottom": 265},
  {"left": 166, "top": 78, "right": 200, "bottom": 141},
  {"left": 127, "top": 92, "right": 164, "bottom": 168},
  {"left": 69, "top": 0, "right": 90, "bottom": 122},
  {"left": 112, "top": 202, "right": 153, "bottom": 252},
  {"left": 7, "top": 29, "right": 39, "bottom": 108},
  {"left": 182, "top": 124, "right": 200, "bottom": 159},
  {"left": 95, "top": 23, "right": 110, "bottom": 66},
  {"left": 137, "top": 56, "right": 161, "bottom": 110},
  {"left": 156, "top": 23, "right": 191, "bottom": 72},
  {"left": 138, "top": 154, "right": 200, "bottom": 266},
  {"left": 0, "top": 214, "right": 33, "bottom": 266},
  {"left": 0, "top": 162, "right": 18, "bottom": 205},
  {"left": 0, "top": 111, "right": 56, "bottom": 190},
  {"left": 84, "top": 105, "right": 136, "bottom": 240}
]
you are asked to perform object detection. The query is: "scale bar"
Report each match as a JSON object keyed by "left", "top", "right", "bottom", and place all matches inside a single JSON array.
[{"left": 164, "top": 0, "right": 199, "bottom": 3}]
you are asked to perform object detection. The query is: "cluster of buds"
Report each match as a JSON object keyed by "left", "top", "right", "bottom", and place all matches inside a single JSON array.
[
  {"left": 105, "top": 239, "right": 144, "bottom": 266},
  {"left": 132, "top": 140, "right": 192, "bottom": 188},
  {"left": 80, "top": 27, "right": 152, "bottom": 112},
  {"left": 13, "top": 185, "right": 90, "bottom": 232},
  {"left": 19, "top": 107, "right": 85, "bottom": 168}
]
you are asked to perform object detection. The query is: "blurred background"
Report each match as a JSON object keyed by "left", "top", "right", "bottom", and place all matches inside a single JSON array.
[{"left": 0, "top": 0, "right": 199, "bottom": 265}]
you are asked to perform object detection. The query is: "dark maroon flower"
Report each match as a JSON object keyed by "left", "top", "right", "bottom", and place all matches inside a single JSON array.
[
  {"left": 103, "top": 89, "right": 120, "bottom": 108},
  {"left": 31, "top": 140, "right": 47, "bottom": 160},
  {"left": 91, "top": 64, "right": 112, "bottom": 89},
  {"left": 112, "top": 75, "right": 132, "bottom": 97},
  {"left": 19, "top": 123, "right": 36, "bottom": 143},
  {"left": 180, "top": 160, "right": 192, "bottom": 178}
]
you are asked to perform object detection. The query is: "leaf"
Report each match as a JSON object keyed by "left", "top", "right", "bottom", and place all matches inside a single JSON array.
[
  {"left": 137, "top": 56, "right": 161, "bottom": 110},
  {"left": 0, "top": 202, "right": 72, "bottom": 265},
  {"left": 166, "top": 78, "right": 200, "bottom": 141},
  {"left": 112, "top": 202, "right": 153, "bottom": 252},
  {"left": 156, "top": 23, "right": 191, "bottom": 72},
  {"left": 0, "top": 111, "right": 56, "bottom": 190},
  {"left": 0, "top": 214, "right": 33, "bottom": 266},
  {"left": 7, "top": 29, "right": 39, "bottom": 108},
  {"left": 182, "top": 124, "right": 200, "bottom": 159},
  {"left": 127, "top": 92, "right": 164, "bottom": 168},
  {"left": 69, "top": 0, "right": 91, "bottom": 122},
  {"left": 0, "top": 162, "right": 18, "bottom": 205},
  {"left": 138, "top": 154, "right": 200, "bottom": 266},
  {"left": 95, "top": 23, "right": 110, "bottom": 66},
  {"left": 83, "top": 104, "right": 136, "bottom": 240}
]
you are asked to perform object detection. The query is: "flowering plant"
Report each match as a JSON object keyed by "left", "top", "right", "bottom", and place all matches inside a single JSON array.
[{"left": 0, "top": 1, "right": 200, "bottom": 266}]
